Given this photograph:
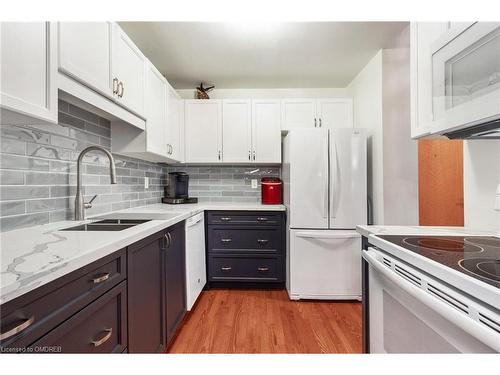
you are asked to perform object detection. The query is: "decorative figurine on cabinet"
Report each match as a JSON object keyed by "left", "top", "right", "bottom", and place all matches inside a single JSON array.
[{"left": 196, "top": 82, "right": 215, "bottom": 99}]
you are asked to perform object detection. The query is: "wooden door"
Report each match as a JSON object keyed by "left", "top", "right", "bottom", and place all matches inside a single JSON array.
[
  {"left": 281, "top": 99, "right": 317, "bottom": 130},
  {"left": 184, "top": 100, "right": 222, "bottom": 163},
  {"left": 316, "top": 98, "right": 353, "bottom": 129},
  {"left": 127, "top": 232, "right": 166, "bottom": 353},
  {"left": 58, "top": 22, "right": 113, "bottom": 99},
  {"left": 418, "top": 140, "right": 464, "bottom": 226},
  {"left": 252, "top": 100, "right": 281, "bottom": 163},
  {"left": 222, "top": 99, "right": 252, "bottom": 163},
  {"left": 1, "top": 22, "right": 58, "bottom": 123}
]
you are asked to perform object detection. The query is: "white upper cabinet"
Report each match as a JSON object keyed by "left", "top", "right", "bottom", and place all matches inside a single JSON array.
[
  {"left": 222, "top": 99, "right": 252, "bottom": 163},
  {"left": 145, "top": 62, "right": 167, "bottom": 157},
  {"left": 281, "top": 99, "right": 317, "bottom": 130},
  {"left": 252, "top": 100, "right": 281, "bottom": 163},
  {"left": 410, "top": 22, "right": 449, "bottom": 138},
  {"left": 281, "top": 98, "right": 353, "bottom": 130},
  {"left": 112, "top": 24, "right": 146, "bottom": 117},
  {"left": 166, "top": 83, "right": 184, "bottom": 162},
  {"left": 1, "top": 22, "right": 58, "bottom": 123},
  {"left": 184, "top": 100, "right": 223, "bottom": 163},
  {"left": 58, "top": 22, "right": 113, "bottom": 98},
  {"left": 316, "top": 98, "right": 353, "bottom": 129}
]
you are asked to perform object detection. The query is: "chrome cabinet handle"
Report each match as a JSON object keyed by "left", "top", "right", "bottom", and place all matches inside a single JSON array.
[
  {"left": 221, "top": 266, "right": 232, "bottom": 272},
  {"left": 257, "top": 267, "right": 269, "bottom": 272},
  {"left": 319, "top": 118, "right": 322, "bottom": 127},
  {"left": 256, "top": 217, "right": 268, "bottom": 222},
  {"left": 112, "top": 78, "right": 119, "bottom": 94},
  {"left": 91, "top": 328, "right": 112, "bottom": 347},
  {"left": 248, "top": 151, "right": 251, "bottom": 160},
  {"left": 314, "top": 118, "right": 317, "bottom": 127},
  {"left": 218, "top": 150, "right": 222, "bottom": 161},
  {"left": 221, "top": 238, "right": 232, "bottom": 243},
  {"left": 92, "top": 273, "right": 110, "bottom": 284},
  {"left": 257, "top": 239, "right": 269, "bottom": 244},
  {"left": 167, "top": 232, "right": 172, "bottom": 246},
  {"left": 253, "top": 151, "right": 256, "bottom": 161},
  {"left": 220, "top": 217, "right": 232, "bottom": 221},
  {"left": 164, "top": 233, "right": 171, "bottom": 248},
  {"left": 117, "top": 82, "right": 124, "bottom": 98},
  {"left": 0, "top": 316, "right": 35, "bottom": 340}
]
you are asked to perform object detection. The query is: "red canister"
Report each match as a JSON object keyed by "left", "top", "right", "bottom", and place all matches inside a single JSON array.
[{"left": 261, "top": 177, "right": 282, "bottom": 205}]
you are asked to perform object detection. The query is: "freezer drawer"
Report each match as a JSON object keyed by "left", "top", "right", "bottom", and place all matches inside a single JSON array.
[{"left": 288, "top": 229, "right": 362, "bottom": 300}]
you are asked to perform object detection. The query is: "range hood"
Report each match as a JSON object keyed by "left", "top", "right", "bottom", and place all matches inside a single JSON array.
[{"left": 444, "top": 118, "right": 500, "bottom": 140}]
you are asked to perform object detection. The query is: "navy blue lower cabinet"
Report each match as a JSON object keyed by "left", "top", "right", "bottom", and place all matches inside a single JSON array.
[{"left": 206, "top": 211, "right": 285, "bottom": 288}]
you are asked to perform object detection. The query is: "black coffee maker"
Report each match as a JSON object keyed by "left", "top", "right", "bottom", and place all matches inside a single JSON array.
[{"left": 162, "top": 172, "right": 198, "bottom": 204}]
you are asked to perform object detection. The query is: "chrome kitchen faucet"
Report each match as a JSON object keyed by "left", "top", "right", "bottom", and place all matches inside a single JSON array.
[{"left": 75, "top": 146, "right": 117, "bottom": 220}]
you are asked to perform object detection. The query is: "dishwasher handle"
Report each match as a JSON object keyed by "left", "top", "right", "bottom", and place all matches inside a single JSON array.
[{"left": 186, "top": 213, "right": 204, "bottom": 227}]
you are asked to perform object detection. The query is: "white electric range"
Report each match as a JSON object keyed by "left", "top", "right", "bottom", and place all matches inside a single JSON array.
[{"left": 358, "top": 226, "right": 500, "bottom": 353}]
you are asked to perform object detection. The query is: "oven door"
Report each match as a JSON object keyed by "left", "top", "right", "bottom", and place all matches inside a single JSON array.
[
  {"left": 363, "top": 248, "right": 499, "bottom": 353},
  {"left": 430, "top": 22, "right": 500, "bottom": 133}
]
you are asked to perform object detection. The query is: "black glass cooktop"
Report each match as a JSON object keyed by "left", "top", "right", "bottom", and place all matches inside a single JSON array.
[{"left": 377, "top": 235, "right": 500, "bottom": 289}]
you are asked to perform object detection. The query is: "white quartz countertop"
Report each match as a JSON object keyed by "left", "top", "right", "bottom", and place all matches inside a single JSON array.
[{"left": 0, "top": 202, "right": 286, "bottom": 305}]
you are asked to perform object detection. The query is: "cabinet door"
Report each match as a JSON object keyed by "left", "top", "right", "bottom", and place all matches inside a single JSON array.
[
  {"left": 1, "top": 22, "right": 57, "bottom": 123},
  {"left": 281, "top": 99, "right": 316, "bottom": 130},
  {"left": 252, "top": 100, "right": 281, "bottom": 163},
  {"left": 184, "top": 100, "right": 222, "bottom": 163},
  {"left": 58, "top": 22, "right": 113, "bottom": 98},
  {"left": 112, "top": 24, "right": 146, "bottom": 117},
  {"left": 222, "top": 99, "right": 252, "bottom": 163},
  {"left": 166, "top": 84, "right": 183, "bottom": 161},
  {"left": 165, "top": 222, "right": 186, "bottom": 344},
  {"left": 410, "top": 22, "right": 449, "bottom": 139},
  {"left": 127, "top": 232, "right": 166, "bottom": 353},
  {"left": 316, "top": 98, "right": 353, "bottom": 129},
  {"left": 145, "top": 62, "right": 167, "bottom": 157}
]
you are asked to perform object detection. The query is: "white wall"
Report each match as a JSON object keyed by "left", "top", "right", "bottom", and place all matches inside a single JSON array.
[
  {"left": 463, "top": 140, "right": 500, "bottom": 233},
  {"left": 176, "top": 88, "right": 350, "bottom": 99},
  {"left": 347, "top": 51, "right": 384, "bottom": 224},
  {"left": 381, "top": 26, "right": 419, "bottom": 225}
]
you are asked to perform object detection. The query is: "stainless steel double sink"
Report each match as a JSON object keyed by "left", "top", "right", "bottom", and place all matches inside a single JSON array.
[{"left": 60, "top": 219, "right": 151, "bottom": 231}]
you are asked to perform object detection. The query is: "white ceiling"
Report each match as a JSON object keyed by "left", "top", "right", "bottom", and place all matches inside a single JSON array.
[{"left": 119, "top": 22, "right": 408, "bottom": 89}]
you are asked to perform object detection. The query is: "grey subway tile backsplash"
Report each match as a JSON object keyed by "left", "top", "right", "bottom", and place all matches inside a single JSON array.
[
  {"left": 0, "top": 100, "right": 281, "bottom": 232},
  {"left": 0, "top": 101, "right": 167, "bottom": 232}
]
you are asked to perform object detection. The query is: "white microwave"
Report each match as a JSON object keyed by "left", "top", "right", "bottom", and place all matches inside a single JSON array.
[{"left": 430, "top": 22, "right": 500, "bottom": 139}]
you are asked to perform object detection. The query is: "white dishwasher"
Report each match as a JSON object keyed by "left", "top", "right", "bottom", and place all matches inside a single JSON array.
[{"left": 185, "top": 212, "right": 206, "bottom": 311}]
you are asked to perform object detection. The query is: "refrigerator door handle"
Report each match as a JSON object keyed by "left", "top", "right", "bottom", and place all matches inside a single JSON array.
[
  {"left": 330, "top": 136, "right": 340, "bottom": 218},
  {"left": 295, "top": 231, "right": 360, "bottom": 239},
  {"left": 322, "top": 136, "right": 329, "bottom": 218}
]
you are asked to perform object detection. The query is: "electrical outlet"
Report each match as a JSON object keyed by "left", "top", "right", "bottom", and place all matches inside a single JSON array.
[
  {"left": 251, "top": 179, "right": 258, "bottom": 189},
  {"left": 144, "top": 177, "right": 149, "bottom": 189}
]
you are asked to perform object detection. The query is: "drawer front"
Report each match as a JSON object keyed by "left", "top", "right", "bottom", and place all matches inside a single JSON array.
[
  {"left": 0, "top": 249, "right": 126, "bottom": 349},
  {"left": 30, "top": 281, "right": 127, "bottom": 353},
  {"left": 209, "top": 255, "right": 282, "bottom": 282},
  {"left": 207, "top": 211, "right": 282, "bottom": 226},
  {"left": 208, "top": 227, "right": 281, "bottom": 254}
]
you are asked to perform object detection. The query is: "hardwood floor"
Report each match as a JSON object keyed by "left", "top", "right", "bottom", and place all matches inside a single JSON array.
[{"left": 168, "top": 289, "right": 362, "bottom": 354}]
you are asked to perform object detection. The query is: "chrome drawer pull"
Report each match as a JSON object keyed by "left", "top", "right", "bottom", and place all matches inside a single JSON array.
[
  {"left": 256, "top": 217, "right": 268, "bottom": 222},
  {"left": 91, "top": 328, "right": 112, "bottom": 347},
  {"left": 257, "top": 239, "right": 269, "bottom": 244},
  {"left": 221, "top": 266, "right": 232, "bottom": 271},
  {"left": 221, "top": 238, "right": 232, "bottom": 243},
  {"left": 220, "top": 217, "right": 232, "bottom": 221},
  {"left": 257, "top": 267, "right": 270, "bottom": 272},
  {"left": 92, "top": 273, "right": 110, "bottom": 284},
  {"left": 0, "top": 316, "right": 35, "bottom": 340}
]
